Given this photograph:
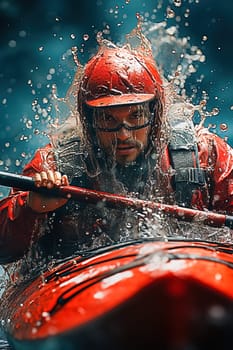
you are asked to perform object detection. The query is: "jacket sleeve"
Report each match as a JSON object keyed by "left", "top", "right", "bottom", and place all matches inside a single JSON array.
[
  {"left": 197, "top": 128, "right": 233, "bottom": 214},
  {"left": 0, "top": 144, "right": 56, "bottom": 264}
]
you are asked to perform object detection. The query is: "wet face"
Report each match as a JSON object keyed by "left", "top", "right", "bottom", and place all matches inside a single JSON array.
[{"left": 94, "top": 104, "right": 152, "bottom": 165}]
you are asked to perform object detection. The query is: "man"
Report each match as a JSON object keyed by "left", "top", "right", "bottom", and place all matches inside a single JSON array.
[{"left": 1, "top": 41, "right": 233, "bottom": 269}]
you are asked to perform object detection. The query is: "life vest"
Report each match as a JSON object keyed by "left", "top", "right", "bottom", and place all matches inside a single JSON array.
[{"left": 53, "top": 115, "right": 207, "bottom": 209}]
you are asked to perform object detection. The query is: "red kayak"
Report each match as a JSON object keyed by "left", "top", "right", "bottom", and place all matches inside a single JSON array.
[{"left": 1, "top": 238, "right": 233, "bottom": 349}]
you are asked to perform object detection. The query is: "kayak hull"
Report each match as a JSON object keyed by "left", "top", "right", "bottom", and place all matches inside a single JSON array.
[{"left": 1, "top": 240, "right": 233, "bottom": 349}]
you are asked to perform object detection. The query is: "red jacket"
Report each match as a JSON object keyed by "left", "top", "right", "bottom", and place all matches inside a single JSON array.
[{"left": 1, "top": 128, "right": 233, "bottom": 264}]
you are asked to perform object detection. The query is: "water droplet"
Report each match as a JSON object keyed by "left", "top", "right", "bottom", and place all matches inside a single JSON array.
[
  {"left": 200, "top": 100, "right": 207, "bottom": 107},
  {"left": 8, "top": 40, "right": 16, "bottom": 48},
  {"left": 83, "top": 34, "right": 89, "bottom": 41},
  {"left": 26, "top": 120, "right": 33, "bottom": 129},
  {"left": 199, "top": 55, "right": 206, "bottom": 63},
  {"left": 186, "top": 64, "right": 196, "bottom": 73},
  {"left": 19, "top": 30, "right": 27, "bottom": 38},
  {"left": 166, "top": 7, "right": 175, "bottom": 19},
  {"left": 174, "top": 0, "right": 182, "bottom": 7},
  {"left": 211, "top": 107, "right": 219, "bottom": 116},
  {"left": 208, "top": 305, "right": 225, "bottom": 320},
  {"left": 41, "top": 311, "right": 50, "bottom": 320},
  {"left": 220, "top": 123, "right": 228, "bottom": 131},
  {"left": 209, "top": 123, "right": 216, "bottom": 129},
  {"left": 166, "top": 26, "right": 177, "bottom": 35},
  {"left": 49, "top": 68, "right": 55, "bottom": 75},
  {"left": 215, "top": 273, "right": 222, "bottom": 281},
  {"left": 126, "top": 222, "right": 133, "bottom": 229}
]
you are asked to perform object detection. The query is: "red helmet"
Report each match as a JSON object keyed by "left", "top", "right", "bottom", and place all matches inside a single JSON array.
[{"left": 78, "top": 45, "right": 163, "bottom": 109}]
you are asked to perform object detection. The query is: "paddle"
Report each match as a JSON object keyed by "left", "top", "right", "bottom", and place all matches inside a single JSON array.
[{"left": 0, "top": 170, "right": 233, "bottom": 229}]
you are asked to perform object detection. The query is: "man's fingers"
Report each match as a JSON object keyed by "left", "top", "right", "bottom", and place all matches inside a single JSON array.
[
  {"left": 61, "top": 175, "right": 69, "bottom": 186},
  {"left": 41, "top": 171, "right": 51, "bottom": 187},
  {"left": 54, "top": 171, "right": 62, "bottom": 186},
  {"left": 34, "top": 173, "right": 42, "bottom": 187},
  {"left": 46, "top": 170, "right": 55, "bottom": 188},
  {"left": 33, "top": 171, "right": 67, "bottom": 188}
]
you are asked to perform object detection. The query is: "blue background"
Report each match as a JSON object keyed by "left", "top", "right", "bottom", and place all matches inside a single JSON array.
[{"left": 0, "top": 0, "right": 233, "bottom": 197}]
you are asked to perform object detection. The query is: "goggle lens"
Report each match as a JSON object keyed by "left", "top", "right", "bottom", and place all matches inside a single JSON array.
[{"left": 93, "top": 105, "right": 153, "bottom": 132}]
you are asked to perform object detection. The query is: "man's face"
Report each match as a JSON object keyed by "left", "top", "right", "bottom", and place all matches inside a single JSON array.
[{"left": 94, "top": 104, "right": 152, "bottom": 165}]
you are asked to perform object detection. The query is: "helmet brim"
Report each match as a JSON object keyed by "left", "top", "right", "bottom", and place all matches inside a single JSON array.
[{"left": 85, "top": 93, "right": 155, "bottom": 108}]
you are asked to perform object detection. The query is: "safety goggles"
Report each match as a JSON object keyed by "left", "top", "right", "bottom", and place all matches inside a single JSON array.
[{"left": 93, "top": 106, "right": 154, "bottom": 133}]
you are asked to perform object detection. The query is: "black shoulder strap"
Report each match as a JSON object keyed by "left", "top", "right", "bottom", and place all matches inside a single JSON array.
[
  {"left": 168, "top": 117, "right": 206, "bottom": 207},
  {"left": 53, "top": 136, "right": 85, "bottom": 181}
]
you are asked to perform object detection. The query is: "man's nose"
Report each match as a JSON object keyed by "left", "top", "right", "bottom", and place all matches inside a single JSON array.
[{"left": 116, "top": 126, "right": 131, "bottom": 140}]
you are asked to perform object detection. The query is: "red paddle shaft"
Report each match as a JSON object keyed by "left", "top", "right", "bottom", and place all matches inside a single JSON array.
[{"left": 0, "top": 170, "right": 233, "bottom": 229}]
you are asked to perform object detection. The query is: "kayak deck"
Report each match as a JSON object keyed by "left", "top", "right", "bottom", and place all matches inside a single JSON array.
[{"left": 1, "top": 239, "right": 233, "bottom": 349}]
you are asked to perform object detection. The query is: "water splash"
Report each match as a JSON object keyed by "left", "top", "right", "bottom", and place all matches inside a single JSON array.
[
  {"left": 0, "top": 9, "right": 213, "bottom": 180},
  {"left": 143, "top": 20, "right": 205, "bottom": 94}
]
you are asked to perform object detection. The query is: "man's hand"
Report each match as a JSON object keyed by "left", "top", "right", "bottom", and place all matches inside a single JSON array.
[{"left": 27, "top": 170, "right": 69, "bottom": 213}]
